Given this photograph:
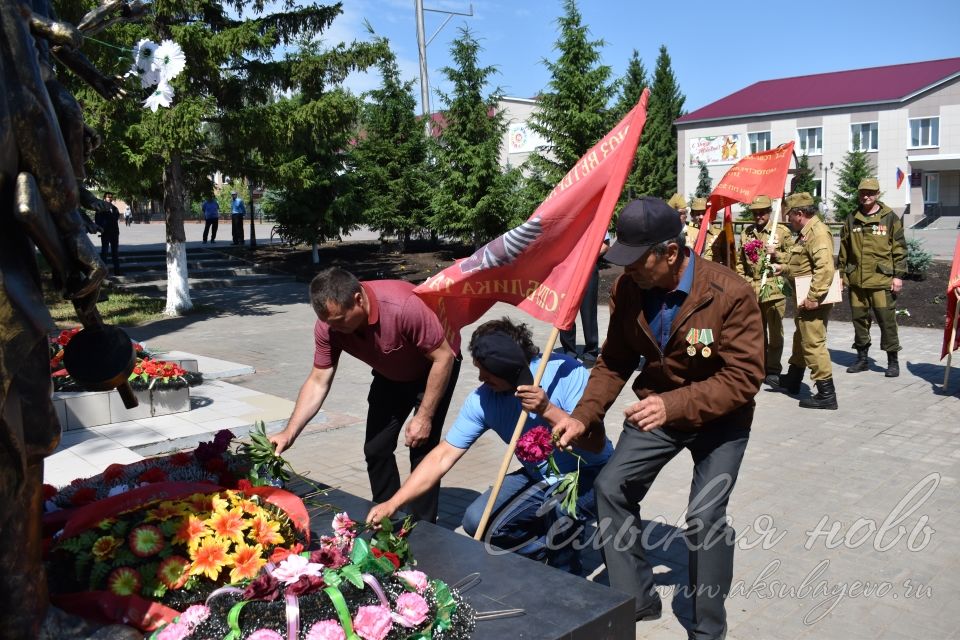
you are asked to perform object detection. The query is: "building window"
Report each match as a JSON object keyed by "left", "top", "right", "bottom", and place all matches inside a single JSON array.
[
  {"left": 851, "top": 122, "right": 878, "bottom": 151},
  {"left": 797, "top": 127, "right": 822, "bottom": 155},
  {"left": 923, "top": 173, "right": 939, "bottom": 203},
  {"left": 909, "top": 117, "right": 939, "bottom": 148},
  {"left": 748, "top": 131, "right": 771, "bottom": 154},
  {"left": 812, "top": 179, "right": 822, "bottom": 200}
]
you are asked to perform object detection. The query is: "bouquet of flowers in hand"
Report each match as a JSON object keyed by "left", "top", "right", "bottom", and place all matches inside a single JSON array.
[
  {"left": 150, "top": 514, "right": 476, "bottom": 640},
  {"left": 515, "top": 426, "right": 582, "bottom": 518},
  {"left": 742, "top": 238, "right": 787, "bottom": 301},
  {"left": 47, "top": 487, "right": 305, "bottom": 611}
]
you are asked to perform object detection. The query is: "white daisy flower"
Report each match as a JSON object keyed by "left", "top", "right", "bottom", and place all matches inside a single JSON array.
[
  {"left": 153, "top": 40, "right": 187, "bottom": 83},
  {"left": 132, "top": 38, "right": 160, "bottom": 88},
  {"left": 144, "top": 81, "right": 175, "bottom": 111}
]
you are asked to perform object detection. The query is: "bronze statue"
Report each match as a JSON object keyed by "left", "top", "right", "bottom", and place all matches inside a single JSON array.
[{"left": 0, "top": 0, "right": 145, "bottom": 635}]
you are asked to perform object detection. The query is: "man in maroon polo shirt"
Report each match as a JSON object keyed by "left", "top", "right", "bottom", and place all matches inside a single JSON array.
[{"left": 270, "top": 267, "right": 461, "bottom": 522}]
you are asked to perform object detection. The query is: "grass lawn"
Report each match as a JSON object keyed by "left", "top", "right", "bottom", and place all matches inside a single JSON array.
[{"left": 47, "top": 289, "right": 166, "bottom": 328}]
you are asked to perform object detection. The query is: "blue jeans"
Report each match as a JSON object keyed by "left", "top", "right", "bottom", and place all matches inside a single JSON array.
[{"left": 462, "top": 467, "right": 600, "bottom": 572}]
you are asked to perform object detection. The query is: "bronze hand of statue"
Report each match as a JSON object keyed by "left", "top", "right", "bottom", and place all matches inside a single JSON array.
[{"left": 77, "top": 0, "right": 150, "bottom": 35}]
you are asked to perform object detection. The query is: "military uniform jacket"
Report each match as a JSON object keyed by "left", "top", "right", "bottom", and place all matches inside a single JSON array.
[
  {"left": 837, "top": 202, "right": 906, "bottom": 289},
  {"left": 687, "top": 222, "right": 726, "bottom": 263},
  {"left": 778, "top": 216, "right": 835, "bottom": 304},
  {"left": 572, "top": 254, "right": 764, "bottom": 441},
  {"left": 736, "top": 222, "right": 795, "bottom": 302}
]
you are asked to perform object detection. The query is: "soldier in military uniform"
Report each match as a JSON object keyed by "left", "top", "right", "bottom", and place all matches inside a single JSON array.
[
  {"left": 837, "top": 177, "right": 906, "bottom": 377},
  {"left": 667, "top": 192, "right": 688, "bottom": 225},
  {"left": 770, "top": 192, "right": 838, "bottom": 409},
  {"left": 737, "top": 195, "right": 795, "bottom": 386},
  {"left": 686, "top": 197, "right": 726, "bottom": 262}
]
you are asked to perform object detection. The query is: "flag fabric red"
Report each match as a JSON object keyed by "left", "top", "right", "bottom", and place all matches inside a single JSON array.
[
  {"left": 415, "top": 89, "right": 650, "bottom": 338},
  {"left": 694, "top": 141, "right": 796, "bottom": 255},
  {"left": 896, "top": 167, "right": 905, "bottom": 189},
  {"left": 941, "top": 232, "right": 960, "bottom": 360}
]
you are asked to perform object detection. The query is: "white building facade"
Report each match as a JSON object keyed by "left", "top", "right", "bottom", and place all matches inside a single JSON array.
[{"left": 675, "top": 58, "right": 960, "bottom": 223}]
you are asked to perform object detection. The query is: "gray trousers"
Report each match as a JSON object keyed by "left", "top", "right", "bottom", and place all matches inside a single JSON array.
[{"left": 594, "top": 421, "right": 750, "bottom": 640}]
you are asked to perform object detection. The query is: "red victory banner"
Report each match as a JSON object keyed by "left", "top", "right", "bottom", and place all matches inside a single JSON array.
[
  {"left": 941, "top": 232, "right": 960, "bottom": 361},
  {"left": 694, "top": 141, "right": 796, "bottom": 260},
  {"left": 415, "top": 89, "right": 650, "bottom": 340}
]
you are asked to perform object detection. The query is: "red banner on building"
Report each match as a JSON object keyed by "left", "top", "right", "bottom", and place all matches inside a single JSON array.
[
  {"left": 415, "top": 89, "right": 650, "bottom": 337},
  {"left": 942, "top": 233, "right": 960, "bottom": 360},
  {"left": 695, "top": 141, "right": 795, "bottom": 256}
]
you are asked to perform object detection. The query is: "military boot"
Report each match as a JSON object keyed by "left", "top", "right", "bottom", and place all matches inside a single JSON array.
[
  {"left": 846, "top": 347, "right": 869, "bottom": 373},
  {"left": 799, "top": 378, "right": 838, "bottom": 410},
  {"left": 777, "top": 365, "right": 804, "bottom": 395},
  {"left": 885, "top": 351, "right": 900, "bottom": 378}
]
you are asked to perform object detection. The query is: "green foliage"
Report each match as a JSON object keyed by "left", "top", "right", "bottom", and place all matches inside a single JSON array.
[
  {"left": 630, "top": 45, "right": 685, "bottom": 199},
  {"left": 695, "top": 161, "right": 712, "bottom": 198},
  {"left": 791, "top": 154, "right": 819, "bottom": 202},
  {"left": 906, "top": 237, "right": 933, "bottom": 278},
  {"left": 526, "top": 0, "right": 617, "bottom": 200},
  {"left": 430, "top": 28, "right": 515, "bottom": 246},
  {"left": 831, "top": 142, "right": 874, "bottom": 221},
  {"left": 612, "top": 49, "right": 648, "bottom": 122},
  {"left": 352, "top": 53, "right": 433, "bottom": 249}
]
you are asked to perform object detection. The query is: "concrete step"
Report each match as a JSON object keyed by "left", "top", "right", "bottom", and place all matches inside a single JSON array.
[
  {"left": 119, "top": 274, "right": 292, "bottom": 294},
  {"left": 113, "top": 266, "right": 277, "bottom": 283},
  {"left": 114, "top": 258, "right": 247, "bottom": 271}
]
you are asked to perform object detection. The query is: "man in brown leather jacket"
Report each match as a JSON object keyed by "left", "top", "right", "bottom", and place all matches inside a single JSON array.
[{"left": 553, "top": 197, "right": 764, "bottom": 639}]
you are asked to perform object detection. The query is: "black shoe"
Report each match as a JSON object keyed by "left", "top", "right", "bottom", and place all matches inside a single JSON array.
[
  {"left": 763, "top": 373, "right": 780, "bottom": 387},
  {"left": 846, "top": 347, "right": 869, "bottom": 373},
  {"left": 799, "top": 378, "right": 838, "bottom": 410},
  {"left": 885, "top": 351, "right": 900, "bottom": 378},
  {"left": 635, "top": 596, "right": 662, "bottom": 622},
  {"left": 778, "top": 365, "right": 804, "bottom": 395}
]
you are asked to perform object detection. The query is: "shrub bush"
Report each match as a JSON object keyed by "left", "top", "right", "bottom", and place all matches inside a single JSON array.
[{"left": 906, "top": 237, "right": 933, "bottom": 279}]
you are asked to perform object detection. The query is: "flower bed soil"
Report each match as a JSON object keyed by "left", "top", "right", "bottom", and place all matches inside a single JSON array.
[{"left": 227, "top": 241, "right": 954, "bottom": 329}]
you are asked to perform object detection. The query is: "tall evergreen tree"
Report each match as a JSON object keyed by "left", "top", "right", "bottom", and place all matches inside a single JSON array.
[
  {"left": 694, "top": 161, "right": 712, "bottom": 198},
  {"left": 831, "top": 143, "right": 874, "bottom": 221},
  {"left": 430, "top": 28, "right": 514, "bottom": 246},
  {"left": 526, "top": 0, "right": 617, "bottom": 199},
  {"left": 613, "top": 49, "right": 648, "bottom": 121},
  {"left": 791, "top": 153, "right": 819, "bottom": 202},
  {"left": 632, "top": 45, "right": 685, "bottom": 199},
  {"left": 352, "top": 53, "right": 432, "bottom": 252}
]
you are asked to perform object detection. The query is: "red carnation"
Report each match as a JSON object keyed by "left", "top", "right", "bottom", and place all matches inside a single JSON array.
[
  {"left": 103, "top": 463, "right": 126, "bottom": 482},
  {"left": 287, "top": 574, "right": 325, "bottom": 597},
  {"left": 170, "top": 452, "right": 193, "bottom": 467},
  {"left": 137, "top": 467, "right": 167, "bottom": 484},
  {"left": 71, "top": 487, "right": 97, "bottom": 506},
  {"left": 371, "top": 547, "right": 401, "bottom": 569},
  {"left": 269, "top": 543, "right": 304, "bottom": 564}
]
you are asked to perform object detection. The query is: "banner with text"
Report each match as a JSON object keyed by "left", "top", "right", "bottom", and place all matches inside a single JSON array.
[
  {"left": 415, "top": 90, "right": 650, "bottom": 339},
  {"left": 688, "top": 134, "right": 742, "bottom": 166}
]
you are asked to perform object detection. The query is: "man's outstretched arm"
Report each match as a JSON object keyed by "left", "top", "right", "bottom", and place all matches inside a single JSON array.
[
  {"left": 269, "top": 365, "right": 335, "bottom": 454},
  {"left": 366, "top": 441, "right": 467, "bottom": 523}
]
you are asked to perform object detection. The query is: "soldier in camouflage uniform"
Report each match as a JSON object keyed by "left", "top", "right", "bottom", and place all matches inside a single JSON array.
[
  {"left": 770, "top": 192, "right": 838, "bottom": 409},
  {"left": 737, "top": 195, "right": 795, "bottom": 386},
  {"left": 837, "top": 177, "right": 906, "bottom": 377},
  {"left": 686, "top": 197, "right": 726, "bottom": 262}
]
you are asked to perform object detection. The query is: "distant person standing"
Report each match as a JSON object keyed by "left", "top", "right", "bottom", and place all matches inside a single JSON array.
[
  {"left": 202, "top": 195, "right": 220, "bottom": 243},
  {"left": 558, "top": 232, "right": 610, "bottom": 366},
  {"left": 231, "top": 191, "right": 246, "bottom": 245},
  {"left": 667, "top": 193, "right": 688, "bottom": 225},
  {"left": 95, "top": 192, "right": 122, "bottom": 276},
  {"left": 837, "top": 177, "right": 906, "bottom": 377},
  {"left": 686, "top": 197, "right": 726, "bottom": 263},
  {"left": 124, "top": 205, "right": 132, "bottom": 227}
]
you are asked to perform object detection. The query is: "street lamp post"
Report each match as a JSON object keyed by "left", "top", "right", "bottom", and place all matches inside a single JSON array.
[{"left": 413, "top": 2, "right": 473, "bottom": 138}]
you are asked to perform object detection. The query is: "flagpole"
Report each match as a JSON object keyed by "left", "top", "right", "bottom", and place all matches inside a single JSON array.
[
  {"left": 473, "top": 326, "right": 560, "bottom": 541},
  {"left": 944, "top": 288, "right": 960, "bottom": 390}
]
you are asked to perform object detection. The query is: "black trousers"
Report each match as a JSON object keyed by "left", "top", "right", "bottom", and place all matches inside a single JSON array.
[
  {"left": 231, "top": 215, "right": 244, "bottom": 244},
  {"left": 203, "top": 218, "right": 218, "bottom": 242},
  {"left": 559, "top": 264, "right": 600, "bottom": 357},
  {"left": 594, "top": 421, "right": 750, "bottom": 640},
  {"left": 100, "top": 235, "right": 120, "bottom": 273},
  {"left": 364, "top": 357, "right": 461, "bottom": 523}
]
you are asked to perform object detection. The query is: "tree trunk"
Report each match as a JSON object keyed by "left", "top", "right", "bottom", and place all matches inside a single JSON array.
[
  {"left": 163, "top": 153, "right": 193, "bottom": 315},
  {"left": 311, "top": 240, "right": 319, "bottom": 264}
]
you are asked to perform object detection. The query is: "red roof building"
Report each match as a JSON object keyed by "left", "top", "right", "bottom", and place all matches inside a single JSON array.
[{"left": 675, "top": 57, "right": 960, "bottom": 220}]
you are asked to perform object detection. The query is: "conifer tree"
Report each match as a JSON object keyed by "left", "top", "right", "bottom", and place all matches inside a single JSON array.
[
  {"left": 526, "top": 0, "right": 616, "bottom": 199},
  {"left": 430, "top": 28, "right": 515, "bottom": 246},
  {"left": 831, "top": 142, "right": 874, "bottom": 221},
  {"left": 694, "top": 161, "right": 712, "bottom": 198},
  {"left": 632, "top": 45, "right": 685, "bottom": 199},
  {"left": 791, "top": 153, "right": 819, "bottom": 202},
  {"left": 352, "top": 53, "right": 433, "bottom": 252},
  {"left": 613, "top": 49, "right": 648, "bottom": 121}
]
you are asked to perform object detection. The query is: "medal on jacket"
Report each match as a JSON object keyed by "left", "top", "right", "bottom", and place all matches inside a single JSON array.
[
  {"left": 700, "top": 329, "right": 714, "bottom": 357},
  {"left": 685, "top": 328, "right": 699, "bottom": 356}
]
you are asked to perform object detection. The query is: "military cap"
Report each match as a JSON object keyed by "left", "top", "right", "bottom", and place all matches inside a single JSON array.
[
  {"left": 749, "top": 195, "right": 772, "bottom": 210},
  {"left": 690, "top": 197, "right": 707, "bottom": 211},
  {"left": 785, "top": 192, "right": 815, "bottom": 209},
  {"left": 667, "top": 193, "right": 687, "bottom": 210},
  {"left": 858, "top": 177, "right": 880, "bottom": 191}
]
